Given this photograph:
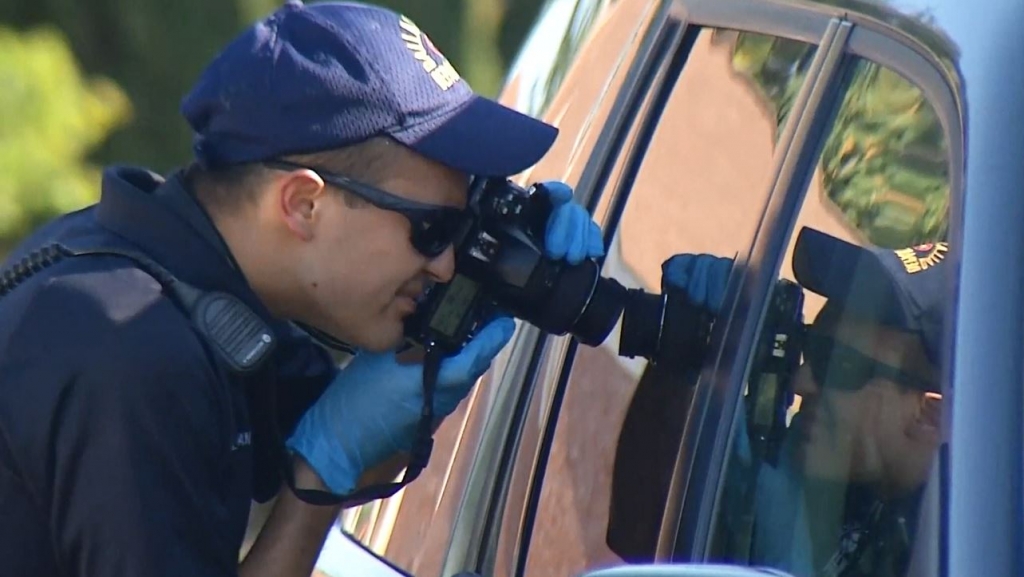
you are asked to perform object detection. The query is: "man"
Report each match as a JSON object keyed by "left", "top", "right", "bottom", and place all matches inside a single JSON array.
[
  {"left": 0, "top": 2, "right": 602, "bottom": 576},
  {"left": 666, "top": 226, "right": 947, "bottom": 577}
]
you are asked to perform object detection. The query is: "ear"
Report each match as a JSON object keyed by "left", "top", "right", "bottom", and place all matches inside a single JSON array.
[
  {"left": 905, "top": 391, "right": 944, "bottom": 445},
  {"left": 272, "top": 168, "right": 329, "bottom": 241}
]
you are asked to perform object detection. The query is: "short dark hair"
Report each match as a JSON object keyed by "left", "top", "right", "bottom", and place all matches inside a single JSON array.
[{"left": 186, "top": 137, "right": 398, "bottom": 214}]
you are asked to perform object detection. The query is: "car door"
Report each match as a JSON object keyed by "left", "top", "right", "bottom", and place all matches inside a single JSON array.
[
  {"left": 446, "top": 1, "right": 965, "bottom": 577},
  {"left": 448, "top": 1, "right": 836, "bottom": 576}
]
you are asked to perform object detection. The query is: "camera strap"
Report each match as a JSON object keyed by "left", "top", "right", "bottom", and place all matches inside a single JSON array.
[{"left": 283, "top": 343, "right": 442, "bottom": 506}]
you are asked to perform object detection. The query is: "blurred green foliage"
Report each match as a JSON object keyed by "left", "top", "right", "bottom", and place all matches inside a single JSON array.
[
  {"left": 819, "top": 61, "right": 949, "bottom": 247},
  {"left": 0, "top": 0, "right": 279, "bottom": 173},
  {"left": 731, "top": 32, "right": 950, "bottom": 248},
  {"left": 730, "top": 32, "right": 813, "bottom": 139},
  {"left": 0, "top": 25, "right": 131, "bottom": 252},
  {"left": 0, "top": 0, "right": 546, "bottom": 253},
  {"left": 0, "top": 0, "right": 545, "bottom": 173}
]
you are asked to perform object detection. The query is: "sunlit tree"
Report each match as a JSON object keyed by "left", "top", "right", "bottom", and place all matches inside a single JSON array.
[
  {"left": 0, "top": 25, "right": 130, "bottom": 253},
  {"left": 731, "top": 31, "right": 951, "bottom": 248}
]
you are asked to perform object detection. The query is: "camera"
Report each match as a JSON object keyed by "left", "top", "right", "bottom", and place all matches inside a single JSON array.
[
  {"left": 744, "top": 279, "right": 804, "bottom": 466},
  {"left": 616, "top": 267, "right": 718, "bottom": 374},
  {"left": 402, "top": 178, "right": 734, "bottom": 375},
  {"left": 403, "top": 178, "right": 630, "bottom": 352}
]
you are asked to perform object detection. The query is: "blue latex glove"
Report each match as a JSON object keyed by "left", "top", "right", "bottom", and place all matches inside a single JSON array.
[
  {"left": 540, "top": 181, "right": 605, "bottom": 265},
  {"left": 287, "top": 317, "right": 516, "bottom": 495},
  {"left": 661, "top": 253, "right": 734, "bottom": 315}
]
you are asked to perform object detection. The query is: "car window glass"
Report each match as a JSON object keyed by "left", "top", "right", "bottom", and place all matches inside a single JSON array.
[
  {"left": 515, "top": 28, "right": 817, "bottom": 577},
  {"left": 710, "top": 55, "right": 952, "bottom": 577}
]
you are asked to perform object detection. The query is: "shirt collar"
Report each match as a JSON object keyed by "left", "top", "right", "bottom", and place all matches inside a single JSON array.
[{"left": 94, "top": 165, "right": 284, "bottom": 334}]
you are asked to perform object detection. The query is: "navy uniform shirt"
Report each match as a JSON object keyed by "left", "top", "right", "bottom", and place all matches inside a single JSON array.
[{"left": 0, "top": 166, "right": 337, "bottom": 576}]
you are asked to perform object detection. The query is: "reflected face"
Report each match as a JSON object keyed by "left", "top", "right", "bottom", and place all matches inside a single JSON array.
[{"left": 790, "top": 310, "right": 941, "bottom": 493}]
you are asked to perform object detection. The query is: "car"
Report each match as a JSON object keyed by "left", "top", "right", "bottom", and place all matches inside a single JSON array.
[{"left": 307, "top": 0, "right": 1024, "bottom": 576}]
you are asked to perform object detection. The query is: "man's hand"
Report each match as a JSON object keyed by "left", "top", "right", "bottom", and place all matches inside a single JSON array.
[
  {"left": 539, "top": 181, "right": 605, "bottom": 264},
  {"left": 661, "top": 253, "right": 734, "bottom": 314},
  {"left": 286, "top": 317, "right": 516, "bottom": 495}
]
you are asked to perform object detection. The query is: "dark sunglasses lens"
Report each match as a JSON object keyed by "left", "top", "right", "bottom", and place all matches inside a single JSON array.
[
  {"left": 803, "top": 333, "right": 870, "bottom": 390},
  {"left": 411, "top": 211, "right": 463, "bottom": 257}
]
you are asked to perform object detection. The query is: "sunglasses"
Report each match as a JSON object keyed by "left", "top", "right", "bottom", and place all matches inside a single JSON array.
[
  {"left": 801, "top": 328, "right": 937, "bottom": 392},
  {"left": 263, "top": 160, "right": 467, "bottom": 258}
]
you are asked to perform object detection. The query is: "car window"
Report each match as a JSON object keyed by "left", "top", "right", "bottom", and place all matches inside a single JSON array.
[
  {"left": 709, "top": 53, "right": 953, "bottom": 577},
  {"left": 512, "top": 28, "right": 818, "bottom": 577}
]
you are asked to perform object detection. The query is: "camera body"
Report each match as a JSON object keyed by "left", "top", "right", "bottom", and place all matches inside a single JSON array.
[
  {"left": 745, "top": 279, "right": 805, "bottom": 466},
  {"left": 403, "top": 178, "right": 628, "bottom": 352}
]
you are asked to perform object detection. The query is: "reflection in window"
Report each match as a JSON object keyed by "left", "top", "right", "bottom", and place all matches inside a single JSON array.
[
  {"left": 729, "top": 32, "right": 816, "bottom": 135},
  {"left": 820, "top": 61, "right": 949, "bottom": 247},
  {"left": 711, "top": 53, "right": 954, "bottom": 577},
  {"left": 730, "top": 41, "right": 950, "bottom": 249},
  {"left": 518, "top": 29, "right": 816, "bottom": 577}
]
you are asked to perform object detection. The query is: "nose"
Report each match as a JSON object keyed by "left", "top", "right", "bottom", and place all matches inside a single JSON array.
[
  {"left": 791, "top": 362, "right": 820, "bottom": 397},
  {"left": 425, "top": 245, "right": 456, "bottom": 283}
]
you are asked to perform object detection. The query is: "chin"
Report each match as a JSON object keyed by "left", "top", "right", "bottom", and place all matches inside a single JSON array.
[
  {"left": 797, "top": 438, "right": 857, "bottom": 481},
  {"left": 348, "top": 323, "right": 406, "bottom": 353}
]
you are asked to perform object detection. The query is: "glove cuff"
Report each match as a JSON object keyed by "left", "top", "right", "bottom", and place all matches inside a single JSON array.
[{"left": 285, "top": 433, "right": 360, "bottom": 496}]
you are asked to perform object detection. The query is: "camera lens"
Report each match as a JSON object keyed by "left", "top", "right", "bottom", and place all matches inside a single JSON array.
[
  {"left": 619, "top": 288, "right": 665, "bottom": 359},
  {"left": 617, "top": 286, "right": 715, "bottom": 373},
  {"left": 528, "top": 259, "right": 627, "bottom": 346},
  {"left": 572, "top": 275, "right": 629, "bottom": 346}
]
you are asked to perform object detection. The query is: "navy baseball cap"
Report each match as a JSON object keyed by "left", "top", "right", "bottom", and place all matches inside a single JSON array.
[
  {"left": 181, "top": 0, "right": 558, "bottom": 176},
  {"left": 792, "top": 227, "right": 950, "bottom": 366}
]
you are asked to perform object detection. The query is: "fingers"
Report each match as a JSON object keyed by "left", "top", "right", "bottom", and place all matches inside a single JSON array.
[
  {"left": 707, "top": 257, "right": 733, "bottom": 313},
  {"left": 691, "top": 256, "right": 711, "bottom": 307},
  {"left": 540, "top": 181, "right": 574, "bottom": 205},
  {"left": 586, "top": 221, "right": 605, "bottom": 258},
  {"left": 545, "top": 208, "right": 571, "bottom": 261},
  {"left": 662, "top": 254, "right": 697, "bottom": 290},
  {"left": 662, "top": 254, "right": 734, "bottom": 314},
  {"left": 566, "top": 210, "right": 587, "bottom": 264},
  {"left": 546, "top": 204, "right": 602, "bottom": 264},
  {"left": 438, "top": 316, "right": 516, "bottom": 384},
  {"left": 538, "top": 181, "right": 604, "bottom": 265}
]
